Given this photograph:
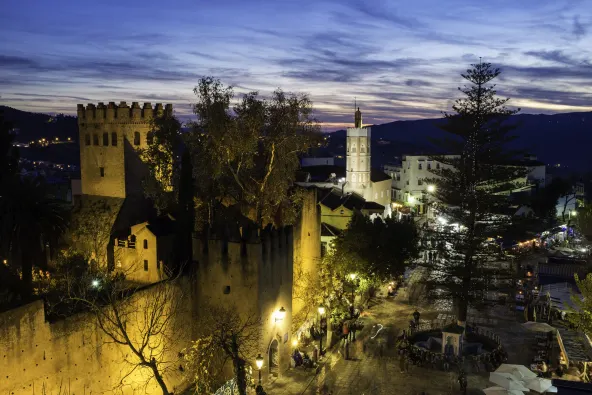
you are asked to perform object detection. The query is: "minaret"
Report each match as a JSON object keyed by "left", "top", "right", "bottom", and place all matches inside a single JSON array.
[{"left": 345, "top": 107, "right": 371, "bottom": 200}]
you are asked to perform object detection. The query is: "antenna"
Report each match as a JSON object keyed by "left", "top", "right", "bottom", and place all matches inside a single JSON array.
[{"left": 355, "top": 97, "right": 357, "bottom": 111}]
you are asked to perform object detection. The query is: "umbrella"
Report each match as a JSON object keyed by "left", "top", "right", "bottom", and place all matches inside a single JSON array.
[
  {"left": 522, "top": 321, "right": 557, "bottom": 333},
  {"left": 495, "top": 364, "right": 538, "bottom": 380},
  {"left": 525, "top": 377, "right": 553, "bottom": 393},
  {"left": 546, "top": 386, "right": 558, "bottom": 393},
  {"left": 489, "top": 372, "right": 530, "bottom": 391},
  {"left": 483, "top": 386, "right": 525, "bottom": 395}
]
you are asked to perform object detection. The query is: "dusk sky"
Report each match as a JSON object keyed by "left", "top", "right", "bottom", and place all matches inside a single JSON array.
[{"left": 1, "top": 0, "right": 591, "bottom": 130}]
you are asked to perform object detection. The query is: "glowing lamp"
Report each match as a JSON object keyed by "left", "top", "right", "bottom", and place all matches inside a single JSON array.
[
  {"left": 318, "top": 305, "right": 326, "bottom": 315},
  {"left": 255, "top": 354, "right": 264, "bottom": 370},
  {"left": 349, "top": 273, "right": 357, "bottom": 281},
  {"left": 91, "top": 279, "right": 100, "bottom": 288},
  {"left": 427, "top": 185, "right": 435, "bottom": 193},
  {"left": 292, "top": 339, "right": 298, "bottom": 347},
  {"left": 2, "top": 259, "right": 6, "bottom": 265},
  {"left": 275, "top": 307, "right": 286, "bottom": 322}
]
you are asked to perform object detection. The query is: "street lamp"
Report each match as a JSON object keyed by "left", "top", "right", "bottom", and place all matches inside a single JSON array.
[
  {"left": 275, "top": 307, "right": 286, "bottom": 322},
  {"left": 427, "top": 185, "right": 435, "bottom": 193},
  {"left": 318, "top": 305, "right": 325, "bottom": 355},
  {"left": 255, "top": 354, "right": 264, "bottom": 385}
]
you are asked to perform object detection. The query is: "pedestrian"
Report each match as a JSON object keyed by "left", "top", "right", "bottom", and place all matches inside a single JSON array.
[
  {"left": 458, "top": 370, "right": 468, "bottom": 395},
  {"left": 413, "top": 309, "right": 421, "bottom": 326}
]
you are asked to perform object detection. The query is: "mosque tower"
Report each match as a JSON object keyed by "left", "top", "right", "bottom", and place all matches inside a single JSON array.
[{"left": 345, "top": 107, "right": 371, "bottom": 200}]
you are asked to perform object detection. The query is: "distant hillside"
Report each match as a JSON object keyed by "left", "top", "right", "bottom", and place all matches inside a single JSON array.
[
  {"left": 333, "top": 111, "right": 592, "bottom": 171},
  {"left": 0, "top": 105, "right": 78, "bottom": 143},
  {"left": 3, "top": 106, "right": 591, "bottom": 171}
]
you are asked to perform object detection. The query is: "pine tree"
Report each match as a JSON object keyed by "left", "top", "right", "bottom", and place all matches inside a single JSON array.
[{"left": 421, "top": 62, "right": 528, "bottom": 325}]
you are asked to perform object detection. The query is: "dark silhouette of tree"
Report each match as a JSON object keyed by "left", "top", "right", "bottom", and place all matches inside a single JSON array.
[
  {"left": 421, "top": 62, "right": 527, "bottom": 324},
  {"left": 0, "top": 176, "right": 69, "bottom": 297}
]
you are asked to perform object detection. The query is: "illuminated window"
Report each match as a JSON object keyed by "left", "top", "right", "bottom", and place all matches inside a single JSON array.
[
  {"left": 143, "top": 239, "right": 148, "bottom": 249},
  {"left": 85, "top": 134, "right": 90, "bottom": 146},
  {"left": 93, "top": 134, "right": 99, "bottom": 146},
  {"left": 340, "top": 209, "right": 344, "bottom": 215},
  {"left": 99, "top": 167, "right": 105, "bottom": 177},
  {"left": 111, "top": 132, "right": 117, "bottom": 146},
  {"left": 381, "top": 191, "right": 384, "bottom": 198},
  {"left": 134, "top": 132, "right": 140, "bottom": 146},
  {"left": 144, "top": 260, "right": 148, "bottom": 271},
  {"left": 375, "top": 193, "right": 378, "bottom": 199},
  {"left": 361, "top": 144, "right": 365, "bottom": 153}
]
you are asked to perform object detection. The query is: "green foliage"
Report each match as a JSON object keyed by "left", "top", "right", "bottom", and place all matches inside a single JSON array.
[
  {"left": 568, "top": 274, "right": 592, "bottom": 336},
  {"left": 141, "top": 113, "right": 183, "bottom": 214},
  {"left": 422, "top": 63, "right": 525, "bottom": 321},
  {"left": 332, "top": 210, "right": 420, "bottom": 280},
  {"left": 187, "top": 77, "right": 322, "bottom": 229}
]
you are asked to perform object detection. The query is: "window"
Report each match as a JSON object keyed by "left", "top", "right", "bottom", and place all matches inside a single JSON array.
[
  {"left": 111, "top": 132, "right": 117, "bottom": 146},
  {"left": 406, "top": 180, "right": 409, "bottom": 185},
  {"left": 381, "top": 191, "right": 384, "bottom": 198},
  {"left": 436, "top": 163, "right": 440, "bottom": 170},
  {"left": 340, "top": 209, "right": 345, "bottom": 215},
  {"left": 102, "top": 132, "right": 108, "bottom": 146},
  {"left": 143, "top": 239, "right": 148, "bottom": 249},
  {"left": 93, "top": 134, "right": 99, "bottom": 146},
  {"left": 418, "top": 163, "right": 423, "bottom": 170},
  {"left": 361, "top": 144, "right": 365, "bottom": 153},
  {"left": 99, "top": 167, "right": 105, "bottom": 177},
  {"left": 85, "top": 134, "right": 90, "bottom": 146},
  {"left": 352, "top": 143, "right": 356, "bottom": 153},
  {"left": 144, "top": 260, "right": 148, "bottom": 271},
  {"left": 134, "top": 131, "right": 140, "bottom": 146},
  {"left": 427, "top": 163, "right": 432, "bottom": 170},
  {"left": 374, "top": 193, "right": 378, "bottom": 199},
  {"left": 223, "top": 286, "right": 231, "bottom": 294},
  {"left": 418, "top": 179, "right": 423, "bottom": 186},
  {"left": 147, "top": 131, "right": 154, "bottom": 145}
]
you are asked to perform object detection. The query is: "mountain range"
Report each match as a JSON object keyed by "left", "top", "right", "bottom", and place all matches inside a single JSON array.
[{"left": 2, "top": 105, "right": 591, "bottom": 173}]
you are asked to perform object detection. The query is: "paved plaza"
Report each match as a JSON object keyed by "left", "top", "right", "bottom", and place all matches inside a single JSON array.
[{"left": 265, "top": 285, "right": 539, "bottom": 395}]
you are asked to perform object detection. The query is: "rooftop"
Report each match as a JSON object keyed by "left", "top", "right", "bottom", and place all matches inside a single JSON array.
[{"left": 318, "top": 187, "right": 384, "bottom": 212}]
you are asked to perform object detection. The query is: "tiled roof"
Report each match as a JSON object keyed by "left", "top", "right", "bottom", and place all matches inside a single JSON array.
[{"left": 318, "top": 188, "right": 384, "bottom": 212}]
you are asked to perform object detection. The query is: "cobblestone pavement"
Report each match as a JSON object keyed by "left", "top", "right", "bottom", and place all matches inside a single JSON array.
[{"left": 266, "top": 294, "right": 494, "bottom": 395}]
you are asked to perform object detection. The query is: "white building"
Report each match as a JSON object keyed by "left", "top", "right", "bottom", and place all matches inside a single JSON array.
[{"left": 384, "top": 154, "right": 547, "bottom": 215}]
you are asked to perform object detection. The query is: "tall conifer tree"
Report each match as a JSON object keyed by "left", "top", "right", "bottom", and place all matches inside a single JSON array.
[{"left": 421, "top": 62, "right": 527, "bottom": 324}]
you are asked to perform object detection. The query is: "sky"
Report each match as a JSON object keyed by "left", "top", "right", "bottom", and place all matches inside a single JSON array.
[{"left": 1, "top": 0, "right": 592, "bottom": 130}]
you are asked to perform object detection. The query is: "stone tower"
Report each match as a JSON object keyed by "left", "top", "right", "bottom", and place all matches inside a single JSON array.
[
  {"left": 345, "top": 107, "right": 371, "bottom": 200},
  {"left": 77, "top": 102, "right": 172, "bottom": 198}
]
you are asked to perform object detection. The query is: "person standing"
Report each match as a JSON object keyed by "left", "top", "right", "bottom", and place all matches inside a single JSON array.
[{"left": 413, "top": 309, "right": 421, "bottom": 326}]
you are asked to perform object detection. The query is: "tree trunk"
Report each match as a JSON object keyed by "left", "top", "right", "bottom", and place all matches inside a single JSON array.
[
  {"left": 149, "top": 359, "right": 170, "bottom": 395},
  {"left": 232, "top": 334, "right": 247, "bottom": 395},
  {"left": 456, "top": 296, "right": 468, "bottom": 327}
]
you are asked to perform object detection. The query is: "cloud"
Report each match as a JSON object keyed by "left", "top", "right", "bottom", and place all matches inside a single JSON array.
[
  {"left": 572, "top": 16, "right": 586, "bottom": 39},
  {"left": 405, "top": 79, "right": 433, "bottom": 87},
  {"left": 524, "top": 50, "right": 588, "bottom": 65}
]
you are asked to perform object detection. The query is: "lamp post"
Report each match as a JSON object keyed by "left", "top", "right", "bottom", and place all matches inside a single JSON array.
[
  {"left": 318, "top": 305, "right": 325, "bottom": 355},
  {"left": 255, "top": 354, "right": 263, "bottom": 385}
]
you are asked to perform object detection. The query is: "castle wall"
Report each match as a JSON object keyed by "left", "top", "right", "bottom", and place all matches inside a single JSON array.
[
  {"left": 77, "top": 102, "right": 172, "bottom": 199},
  {"left": 292, "top": 188, "right": 321, "bottom": 329},
  {"left": 0, "top": 280, "right": 192, "bottom": 395},
  {"left": 192, "top": 230, "right": 293, "bottom": 380}
]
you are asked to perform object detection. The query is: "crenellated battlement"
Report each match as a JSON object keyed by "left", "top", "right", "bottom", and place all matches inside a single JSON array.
[{"left": 77, "top": 101, "right": 173, "bottom": 123}]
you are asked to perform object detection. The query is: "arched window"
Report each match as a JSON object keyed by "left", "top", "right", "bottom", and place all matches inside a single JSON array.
[
  {"left": 147, "top": 131, "right": 154, "bottom": 146},
  {"left": 143, "top": 239, "right": 148, "bottom": 249},
  {"left": 361, "top": 144, "right": 365, "bottom": 153},
  {"left": 93, "top": 134, "right": 99, "bottom": 146},
  {"left": 111, "top": 132, "right": 117, "bottom": 146},
  {"left": 134, "top": 131, "right": 140, "bottom": 146},
  {"left": 102, "top": 132, "right": 109, "bottom": 146},
  {"left": 85, "top": 134, "right": 90, "bottom": 146},
  {"left": 352, "top": 143, "right": 357, "bottom": 153}
]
